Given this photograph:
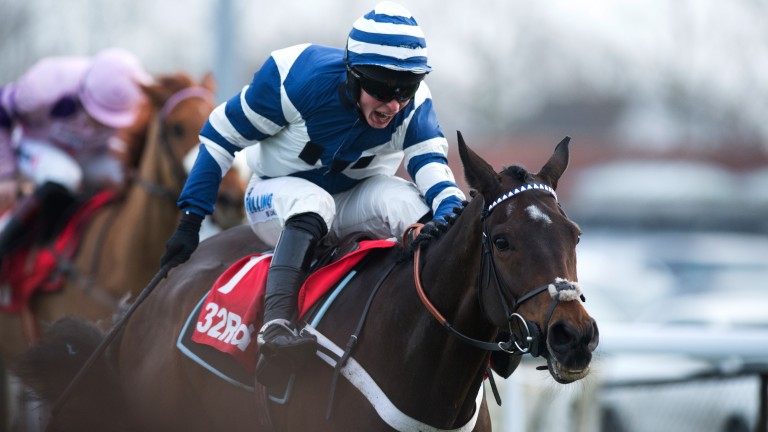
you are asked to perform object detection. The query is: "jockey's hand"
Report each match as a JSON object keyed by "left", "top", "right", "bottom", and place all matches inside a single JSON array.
[
  {"left": 422, "top": 219, "right": 449, "bottom": 237},
  {"left": 410, "top": 219, "right": 448, "bottom": 250},
  {"left": 160, "top": 211, "right": 204, "bottom": 269},
  {"left": 410, "top": 201, "right": 468, "bottom": 251},
  {"left": 0, "top": 179, "right": 18, "bottom": 214},
  {"left": 441, "top": 200, "right": 468, "bottom": 226}
]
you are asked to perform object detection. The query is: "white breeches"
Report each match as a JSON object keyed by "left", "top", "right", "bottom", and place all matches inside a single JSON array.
[
  {"left": 17, "top": 139, "right": 124, "bottom": 193},
  {"left": 244, "top": 174, "right": 429, "bottom": 247}
]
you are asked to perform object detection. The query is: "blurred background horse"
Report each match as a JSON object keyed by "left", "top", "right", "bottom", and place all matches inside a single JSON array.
[{"left": 0, "top": 71, "right": 246, "bottom": 431}]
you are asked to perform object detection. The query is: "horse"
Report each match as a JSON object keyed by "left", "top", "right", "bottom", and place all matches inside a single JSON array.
[
  {"left": 0, "top": 72, "right": 245, "bottom": 360},
  {"left": 14, "top": 133, "right": 598, "bottom": 431}
]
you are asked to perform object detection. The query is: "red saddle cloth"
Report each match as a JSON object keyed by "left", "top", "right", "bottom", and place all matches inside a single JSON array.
[
  {"left": 0, "top": 191, "right": 114, "bottom": 313},
  {"left": 191, "top": 239, "right": 396, "bottom": 372}
]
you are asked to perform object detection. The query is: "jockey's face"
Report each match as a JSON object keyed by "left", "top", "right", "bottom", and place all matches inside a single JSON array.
[{"left": 358, "top": 89, "right": 411, "bottom": 129}]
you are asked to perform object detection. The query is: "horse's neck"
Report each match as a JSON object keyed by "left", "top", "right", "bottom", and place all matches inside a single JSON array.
[
  {"left": 419, "top": 198, "right": 488, "bottom": 330},
  {"left": 393, "top": 198, "right": 493, "bottom": 424},
  {"left": 112, "top": 117, "right": 181, "bottom": 280},
  {"left": 134, "top": 116, "right": 179, "bottom": 193}
]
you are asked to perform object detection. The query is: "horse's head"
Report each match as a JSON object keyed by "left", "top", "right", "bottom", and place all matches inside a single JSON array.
[
  {"left": 458, "top": 132, "right": 598, "bottom": 384},
  {"left": 121, "top": 73, "right": 245, "bottom": 227},
  {"left": 142, "top": 72, "right": 216, "bottom": 171}
]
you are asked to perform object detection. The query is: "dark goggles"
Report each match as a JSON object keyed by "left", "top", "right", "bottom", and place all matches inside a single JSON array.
[{"left": 349, "top": 67, "right": 421, "bottom": 103}]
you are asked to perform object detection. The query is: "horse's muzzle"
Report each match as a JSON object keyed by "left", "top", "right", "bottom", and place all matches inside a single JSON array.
[{"left": 544, "top": 317, "right": 599, "bottom": 383}]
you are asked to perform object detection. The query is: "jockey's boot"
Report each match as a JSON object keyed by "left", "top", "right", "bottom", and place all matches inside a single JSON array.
[
  {"left": 0, "top": 182, "right": 73, "bottom": 258},
  {"left": 256, "top": 212, "right": 327, "bottom": 370},
  {"left": 0, "top": 196, "right": 39, "bottom": 257}
]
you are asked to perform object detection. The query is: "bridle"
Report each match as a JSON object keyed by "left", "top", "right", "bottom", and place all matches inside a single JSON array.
[
  {"left": 133, "top": 86, "right": 215, "bottom": 202},
  {"left": 411, "top": 183, "right": 585, "bottom": 357}
]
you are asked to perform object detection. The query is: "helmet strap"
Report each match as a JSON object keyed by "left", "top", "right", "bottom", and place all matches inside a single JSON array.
[{"left": 345, "top": 66, "right": 361, "bottom": 104}]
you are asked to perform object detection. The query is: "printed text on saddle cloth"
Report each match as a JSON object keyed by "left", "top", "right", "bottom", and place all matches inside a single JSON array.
[{"left": 191, "top": 239, "right": 396, "bottom": 371}]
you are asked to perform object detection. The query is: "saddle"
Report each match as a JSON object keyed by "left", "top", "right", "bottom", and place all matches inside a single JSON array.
[
  {"left": 0, "top": 190, "right": 115, "bottom": 313},
  {"left": 177, "top": 234, "right": 397, "bottom": 391}
]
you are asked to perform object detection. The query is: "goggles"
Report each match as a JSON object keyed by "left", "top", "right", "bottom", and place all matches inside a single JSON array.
[{"left": 349, "top": 67, "right": 421, "bottom": 103}]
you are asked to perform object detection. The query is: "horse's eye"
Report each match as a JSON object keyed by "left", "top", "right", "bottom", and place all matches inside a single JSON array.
[
  {"left": 171, "top": 123, "right": 185, "bottom": 138},
  {"left": 493, "top": 236, "right": 511, "bottom": 251},
  {"left": 576, "top": 233, "right": 581, "bottom": 245}
]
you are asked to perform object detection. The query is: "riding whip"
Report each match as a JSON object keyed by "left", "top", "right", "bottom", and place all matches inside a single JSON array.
[{"left": 50, "top": 264, "right": 171, "bottom": 416}]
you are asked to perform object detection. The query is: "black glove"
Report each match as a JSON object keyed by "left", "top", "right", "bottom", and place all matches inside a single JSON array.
[
  {"left": 422, "top": 219, "right": 449, "bottom": 237},
  {"left": 160, "top": 211, "right": 204, "bottom": 269}
]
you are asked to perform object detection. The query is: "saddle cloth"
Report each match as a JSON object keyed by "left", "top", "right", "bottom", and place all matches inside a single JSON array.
[
  {"left": 0, "top": 190, "right": 114, "bottom": 313},
  {"left": 185, "top": 238, "right": 397, "bottom": 377}
]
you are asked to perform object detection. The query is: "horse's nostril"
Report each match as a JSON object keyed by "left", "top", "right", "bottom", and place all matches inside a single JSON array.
[
  {"left": 549, "top": 321, "right": 579, "bottom": 349},
  {"left": 588, "top": 319, "right": 600, "bottom": 351}
]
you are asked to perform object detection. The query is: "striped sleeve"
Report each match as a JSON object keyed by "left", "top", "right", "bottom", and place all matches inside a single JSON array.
[
  {"left": 402, "top": 90, "right": 465, "bottom": 221},
  {"left": 179, "top": 53, "right": 291, "bottom": 214},
  {"left": 200, "top": 56, "right": 287, "bottom": 153}
]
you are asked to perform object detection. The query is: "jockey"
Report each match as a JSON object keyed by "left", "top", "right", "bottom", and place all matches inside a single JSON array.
[
  {"left": 0, "top": 48, "right": 150, "bottom": 257},
  {"left": 161, "top": 1, "right": 466, "bottom": 374}
]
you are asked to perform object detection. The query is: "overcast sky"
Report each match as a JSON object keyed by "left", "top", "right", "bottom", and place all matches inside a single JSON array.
[{"left": 2, "top": 0, "right": 768, "bottom": 153}]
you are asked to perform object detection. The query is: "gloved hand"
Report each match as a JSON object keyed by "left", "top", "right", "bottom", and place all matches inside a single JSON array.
[
  {"left": 421, "top": 219, "right": 449, "bottom": 237},
  {"left": 440, "top": 200, "right": 468, "bottom": 226},
  {"left": 160, "top": 211, "right": 204, "bottom": 269},
  {"left": 412, "top": 201, "right": 468, "bottom": 246}
]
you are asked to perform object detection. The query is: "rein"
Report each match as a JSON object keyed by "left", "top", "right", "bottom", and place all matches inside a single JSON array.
[{"left": 409, "top": 183, "right": 585, "bottom": 356}]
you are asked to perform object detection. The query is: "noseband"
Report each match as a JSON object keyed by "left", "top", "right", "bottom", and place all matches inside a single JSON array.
[{"left": 411, "top": 183, "right": 585, "bottom": 357}]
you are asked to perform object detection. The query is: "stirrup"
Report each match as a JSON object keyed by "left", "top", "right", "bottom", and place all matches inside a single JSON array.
[
  {"left": 257, "top": 319, "right": 317, "bottom": 353},
  {"left": 257, "top": 319, "right": 295, "bottom": 347}
]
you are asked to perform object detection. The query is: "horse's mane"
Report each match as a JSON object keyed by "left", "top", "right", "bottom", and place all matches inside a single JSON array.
[
  {"left": 404, "top": 165, "right": 532, "bottom": 257},
  {"left": 501, "top": 165, "right": 535, "bottom": 184}
]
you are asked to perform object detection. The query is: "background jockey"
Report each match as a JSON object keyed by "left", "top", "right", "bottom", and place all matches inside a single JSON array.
[
  {"left": 160, "top": 1, "right": 466, "bottom": 378},
  {"left": 0, "top": 47, "right": 151, "bottom": 258}
]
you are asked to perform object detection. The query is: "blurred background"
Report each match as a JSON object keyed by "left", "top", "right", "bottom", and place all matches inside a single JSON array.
[{"left": 2, "top": 0, "right": 767, "bottom": 431}]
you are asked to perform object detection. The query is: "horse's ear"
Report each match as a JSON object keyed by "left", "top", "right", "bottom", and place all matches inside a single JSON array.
[
  {"left": 140, "top": 81, "right": 169, "bottom": 110},
  {"left": 457, "top": 131, "right": 501, "bottom": 196},
  {"left": 536, "top": 136, "right": 570, "bottom": 190},
  {"left": 201, "top": 72, "right": 217, "bottom": 94}
]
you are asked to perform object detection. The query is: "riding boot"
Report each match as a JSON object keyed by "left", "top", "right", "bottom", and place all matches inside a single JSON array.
[
  {"left": 256, "top": 212, "right": 327, "bottom": 367},
  {"left": 37, "top": 182, "right": 77, "bottom": 244}
]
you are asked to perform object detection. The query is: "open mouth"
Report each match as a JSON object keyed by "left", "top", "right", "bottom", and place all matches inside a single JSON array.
[
  {"left": 374, "top": 111, "right": 394, "bottom": 120},
  {"left": 546, "top": 356, "right": 590, "bottom": 384}
]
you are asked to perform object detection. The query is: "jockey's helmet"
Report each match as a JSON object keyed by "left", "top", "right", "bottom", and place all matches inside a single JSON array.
[
  {"left": 345, "top": 2, "right": 430, "bottom": 103},
  {"left": 79, "top": 48, "right": 152, "bottom": 129}
]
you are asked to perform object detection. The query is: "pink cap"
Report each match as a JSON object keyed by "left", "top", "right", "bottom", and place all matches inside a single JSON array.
[{"left": 79, "top": 48, "right": 151, "bottom": 128}]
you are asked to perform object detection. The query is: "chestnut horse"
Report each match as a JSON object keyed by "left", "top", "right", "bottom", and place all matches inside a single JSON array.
[
  {"left": 0, "top": 72, "right": 245, "bottom": 360},
  {"left": 15, "top": 134, "right": 598, "bottom": 431}
]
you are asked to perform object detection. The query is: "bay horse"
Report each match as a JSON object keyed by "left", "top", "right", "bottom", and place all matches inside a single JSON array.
[
  {"left": 15, "top": 133, "right": 598, "bottom": 431},
  {"left": 0, "top": 72, "right": 244, "bottom": 361}
]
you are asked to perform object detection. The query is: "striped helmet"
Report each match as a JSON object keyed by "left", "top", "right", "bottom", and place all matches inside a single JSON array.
[{"left": 346, "top": 2, "right": 431, "bottom": 74}]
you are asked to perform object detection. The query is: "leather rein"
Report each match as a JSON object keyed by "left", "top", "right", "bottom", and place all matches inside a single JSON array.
[{"left": 409, "top": 183, "right": 585, "bottom": 357}]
